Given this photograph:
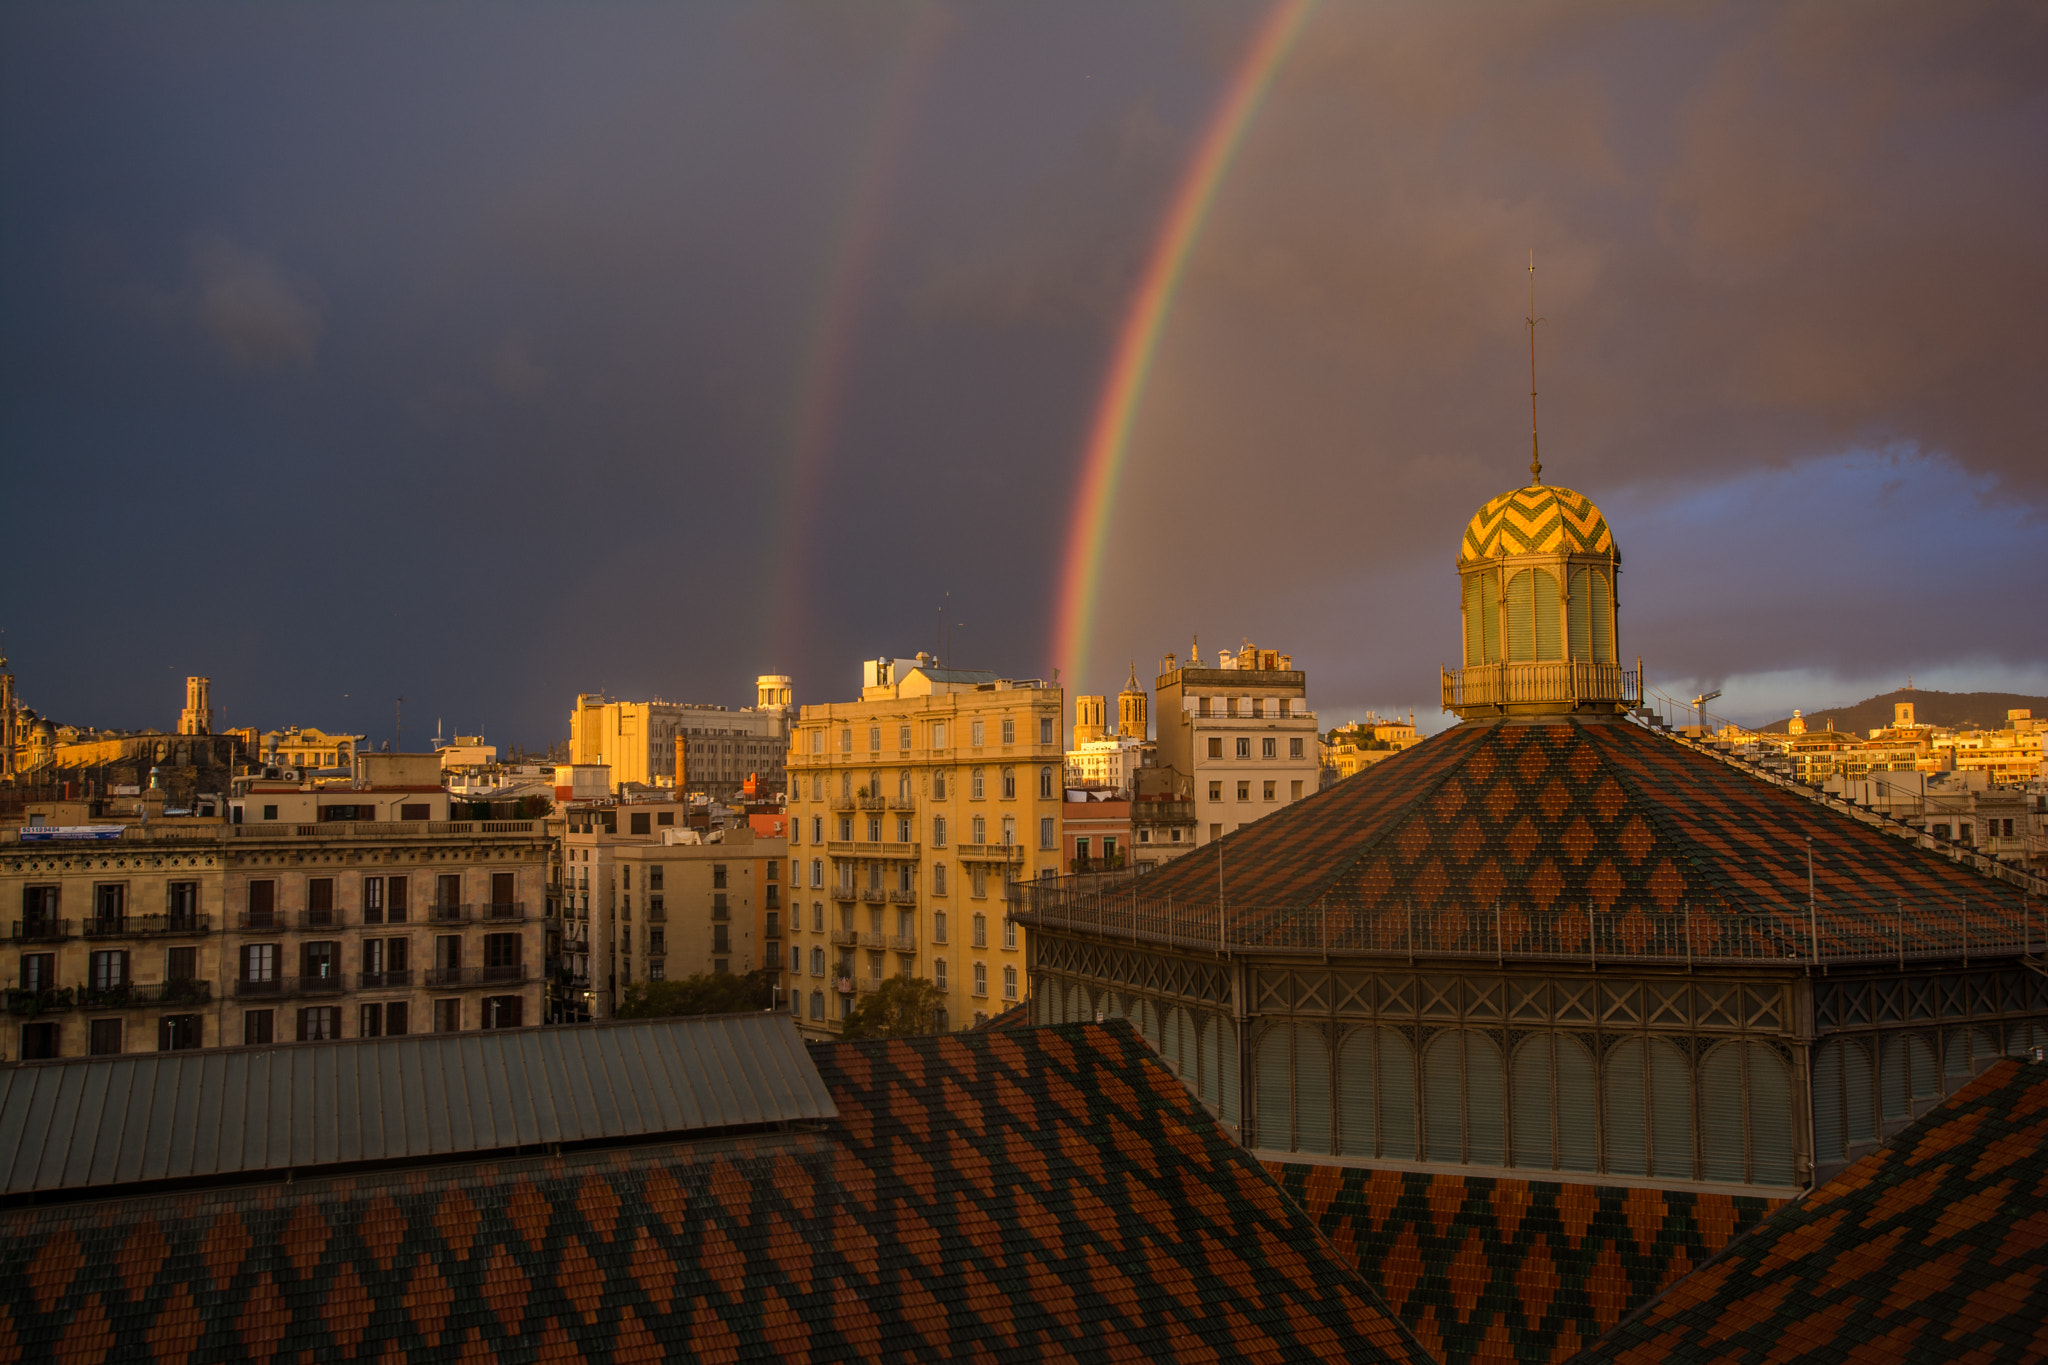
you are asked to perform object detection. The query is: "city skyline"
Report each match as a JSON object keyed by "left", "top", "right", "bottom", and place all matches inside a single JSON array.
[{"left": 4, "top": 3, "right": 2044, "bottom": 743}]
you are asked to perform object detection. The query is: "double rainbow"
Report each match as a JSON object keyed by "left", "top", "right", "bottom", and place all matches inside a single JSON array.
[{"left": 1049, "top": 0, "right": 1315, "bottom": 688}]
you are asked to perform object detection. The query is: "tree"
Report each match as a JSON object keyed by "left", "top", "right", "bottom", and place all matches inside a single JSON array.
[
  {"left": 839, "top": 975, "right": 946, "bottom": 1039},
  {"left": 617, "top": 970, "right": 775, "bottom": 1018}
]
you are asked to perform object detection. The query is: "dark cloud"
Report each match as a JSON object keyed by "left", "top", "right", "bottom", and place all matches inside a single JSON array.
[{"left": 0, "top": 2, "right": 2039, "bottom": 747}]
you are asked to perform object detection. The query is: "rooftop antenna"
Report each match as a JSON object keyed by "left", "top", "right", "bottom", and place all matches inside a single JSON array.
[{"left": 1527, "top": 251, "right": 1544, "bottom": 485}]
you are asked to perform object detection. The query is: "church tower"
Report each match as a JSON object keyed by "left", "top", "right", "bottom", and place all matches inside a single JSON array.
[
  {"left": 1073, "top": 695, "right": 1106, "bottom": 747},
  {"left": 1116, "top": 662, "right": 1148, "bottom": 740},
  {"left": 178, "top": 676, "right": 213, "bottom": 735}
]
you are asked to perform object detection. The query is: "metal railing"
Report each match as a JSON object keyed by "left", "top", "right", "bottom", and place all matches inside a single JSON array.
[
  {"left": 84, "top": 914, "right": 211, "bottom": 938},
  {"left": 474, "top": 901, "right": 529, "bottom": 923},
  {"left": 423, "top": 965, "right": 529, "bottom": 988},
  {"left": 887, "top": 890, "right": 916, "bottom": 905},
  {"left": 860, "top": 888, "right": 887, "bottom": 904},
  {"left": 889, "top": 935, "right": 917, "bottom": 953},
  {"left": 1441, "top": 660, "right": 1641, "bottom": 712},
  {"left": 0, "top": 819, "right": 542, "bottom": 846},
  {"left": 232, "top": 974, "right": 346, "bottom": 999},
  {"left": 5, "top": 987, "right": 74, "bottom": 1016},
  {"left": 8, "top": 920, "right": 71, "bottom": 943},
  {"left": 1021, "top": 871, "right": 2046, "bottom": 968},
  {"left": 75, "top": 980, "right": 213, "bottom": 1009},
  {"left": 358, "top": 969, "right": 414, "bottom": 989},
  {"left": 829, "top": 929, "right": 859, "bottom": 946}
]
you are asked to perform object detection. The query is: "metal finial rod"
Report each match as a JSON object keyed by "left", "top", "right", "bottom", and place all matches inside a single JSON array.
[{"left": 1527, "top": 252, "right": 1543, "bottom": 485}]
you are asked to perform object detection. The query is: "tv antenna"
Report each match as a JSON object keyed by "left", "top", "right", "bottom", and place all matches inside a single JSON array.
[{"left": 1527, "top": 251, "right": 1544, "bottom": 485}]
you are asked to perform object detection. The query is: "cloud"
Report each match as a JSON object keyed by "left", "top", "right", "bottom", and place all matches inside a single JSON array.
[{"left": 189, "top": 236, "right": 322, "bottom": 370}]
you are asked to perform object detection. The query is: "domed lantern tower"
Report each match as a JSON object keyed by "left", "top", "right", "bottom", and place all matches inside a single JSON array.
[{"left": 1442, "top": 267, "right": 1641, "bottom": 717}]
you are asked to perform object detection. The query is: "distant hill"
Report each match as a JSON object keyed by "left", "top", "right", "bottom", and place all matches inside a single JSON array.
[{"left": 1756, "top": 689, "right": 2046, "bottom": 735}]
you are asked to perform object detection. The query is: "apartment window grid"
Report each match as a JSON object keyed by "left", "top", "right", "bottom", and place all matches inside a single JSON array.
[
  {"left": 1003, "top": 966, "right": 1018, "bottom": 1001},
  {"left": 1001, "top": 719, "right": 1015, "bottom": 744},
  {"left": 973, "top": 962, "right": 988, "bottom": 997},
  {"left": 971, "top": 721, "right": 985, "bottom": 747},
  {"left": 1002, "top": 768, "right": 1016, "bottom": 799}
]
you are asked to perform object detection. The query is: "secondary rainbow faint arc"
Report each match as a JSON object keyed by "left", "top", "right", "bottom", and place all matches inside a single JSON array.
[{"left": 1050, "top": 0, "right": 1315, "bottom": 689}]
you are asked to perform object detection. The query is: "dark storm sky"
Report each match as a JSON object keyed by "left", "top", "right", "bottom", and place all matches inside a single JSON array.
[{"left": 4, "top": 2, "right": 2044, "bottom": 746}]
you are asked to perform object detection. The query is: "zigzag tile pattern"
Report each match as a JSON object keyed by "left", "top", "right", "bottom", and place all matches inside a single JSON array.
[
  {"left": 1265, "top": 1164, "right": 1784, "bottom": 1364},
  {"left": 0, "top": 1021, "right": 1431, "bottom": 1365},
  {"left": 1131, "top": 717, "right": 2028, "bottom": 960},
  {"left": 1461, "top": 485, "right": 1614, "bottom": 563},
  {"left": 1576, "top": 1058, "right": 2048, "bottom": 1363}
]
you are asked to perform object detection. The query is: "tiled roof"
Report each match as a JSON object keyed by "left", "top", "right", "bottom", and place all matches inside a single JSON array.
[
  {"left": 1266, "top": 1164, "right": 1783, "bottom": 1364},
  {"left": 1461, "top": 484, "right": 1614, "bottom": 562},
  {"left": 1576, "top": 1056, "right": 2048, "bottom": 1363},
  {"left": 1124, "top": 716, "right": 2029, "bottom": 962},
  {"left": 0, "top": 1021, "right": 1431, "bottom": 1364},
  {"left": 973, "top": 1001, "right": 1033, "bottom": 1030}
]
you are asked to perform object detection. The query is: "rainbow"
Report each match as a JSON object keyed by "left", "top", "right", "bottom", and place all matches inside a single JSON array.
[
  {"left": 1049, "top": 0, "right": 1314, "bottom": 689},
  {"left": 768, "top": 14, "right": 947, "bottom": 663}
]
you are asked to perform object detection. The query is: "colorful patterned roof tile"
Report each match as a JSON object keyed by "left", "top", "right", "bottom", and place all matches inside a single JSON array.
[
  {"left": 1461, "top": 485, "right": 1614, "bottom": 564},
  {"left": 0, "top": 1021, "right": 1432, "bottom": 1364},
  {"left": 1119, "top": 716, "right": 2028, "bottom": 963},
  {"left": 1575, "top": 1057, "right": 2048, "bottom": 1363},
  {"left": 1266, "top": 1164, "right": 1785, "bottom": 1365},
  {"left": 974, "top": 1001, "right": 1034, "bottom": 1031}
]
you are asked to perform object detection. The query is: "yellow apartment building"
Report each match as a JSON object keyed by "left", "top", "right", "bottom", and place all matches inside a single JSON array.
[
  {"left": 784, "top": 655, "right": 1063, "bottom": 1034},
  {"left": 568, "top": 678, "right": 794, "bottom": 801},
  {"left": 609, "top": 829, "right": 786, "bottom": 992}
]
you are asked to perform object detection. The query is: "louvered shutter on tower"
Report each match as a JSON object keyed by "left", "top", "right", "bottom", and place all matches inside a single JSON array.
[
  {"left": 1217, "top": 1017, "right": 1240, "bottom": 1124},
  {"left": 1338, "top": 1027, "right": 1377, "bottom": 1157},
  {"left": 1533, "top": 569, "right": 1562, "bottom": 659},
  {"left": 1512, "top": 1037, "right": 1554, "bottom": 1169},
  {"left": 1699, "top": 1042, "right": 1747, "bottom": 1183},
  {"left": 1256, "top": 1026, "right": 1293, "bottom": 1151},
  {"left": 1605, "top": 1038, "right": 1649, "bottom": 1175},
  {"left": 1379, "top": 1027, "right": 1417, "bottom": 1159},
  {"left": 1295, "top": 1025, "right": 1333, "bottom": 1155},
  {"left": 1647, "top": 1036, "right": 1695, "bottom": 1180}
]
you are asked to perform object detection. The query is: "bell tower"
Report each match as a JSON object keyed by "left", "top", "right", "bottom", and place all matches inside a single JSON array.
[{"left": 1116, "top": 662, "right": 1148, "bottom": 740}]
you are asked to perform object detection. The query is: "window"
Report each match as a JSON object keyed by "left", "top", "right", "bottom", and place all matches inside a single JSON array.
[
  {"left": 434, "top": 999, "right": 461, "bottom": 1032},
  {"left": 811, "top": 774, "right": 824, "bottom": 801},
  {"left": 262, "top": 805, "right": 278, "bottom": 821},
  {"left": 297, "top": 1007, "right": 341, "bottom": 1041},
  {"left": 1237, "top": 782, "right": 1251, "bottom": 802},
  {"left": 933, "top": 722, "right": 947, "bottom": 749},
  {"left": 90, "top": 1018, "right": 124, "bottom": 1055},
  {"left": 714, "top": 925, "right": 731, "bottom": 953},
  {"left": 971, "top": 815, "right": 986, "bottom": 844},
  {"left": 810, "top": 991, "right": 825, "bottom": 1020},
  {"left": 868, "top": 817, "right": 882, "bottom": 841},
  {"left": 650, "top": 929, "right": 666, "bottom": 953},
  {"left": 1264, "top": 781, "right": 1277, "bottom": 801},
  {"left": 933, "top": 816, "right": 947, "bottom": 847},
  {"left": 658, "top": 811, "right": 674, "bottom": 827},
  {"left": 971, "top": 720, "right": 986, "bottom": 747},
  {"left": 1262, "top": 738, "right": 1277, "bottom": 759},
  {"left": 973, "top": 913, "right": 987, "bottom": 948},
  {"left": 971, "top": 864, "right": 987, "bottom": 898},
  {"left": 629, "top": 812, "right": 651, "bottom": 835},
  {"left": 483, "top": 996, "right": 524, "bottom": 1029},
  {"left": 400, "top": 804, "right": 431, "bottom": 821},
  {"left": 388, "top": 876, "right": 409, "bottom": 924},
  {"left": 90, "top": 950, "right": 129, "bottom": 990},
  {"left": 933, "top": 864, "right": 948, "bottom": 898},
  {"left": 242, "top": 943, "right": 278, "bottom": 984},
  {"left": 1003, "top": 966, "right": 1018, "bottom": 1000},
  {"left": 933, "top": 909, "right": 948, "bottom": 942},
  {"left": 167, "top": 947, "right": 196, "bottom": 981},
  {"left": 712, "top": 864, "right": 728, "bottom": 888},
  {"left": 363, "top": 877, "right": 384, "bottom": 925},
  {"left": 713, "top": 959, "right": 729, "bottom": 975},
  {"left": 247, "top": 879, "right": 277, "bottom": 928},
  {"left": 1039, "top": 717, "right": 1054, "bottom": 745},
  {"left": 1039, "top": 817, "right": 1055, "bottom": 850},
  {"left": 933, "top": 769, "right": 947, "bottom": 800},
  {"left": 971, "top": 768, "right": 985, "bottom": 799},
  {"left": 811, "top": 947, "right": 826, "bottom": 975},
  {"left": 813, "top": 901, "right": 824, "bottom": 932},
  {"left": 1208, "top": 738, "right": 1223, "bottom": 759},
  {"left": 900, "top": 725, "right": 912, "bottom": 750},
  {"left": 1001, "top": 816, "right": 1015, "bottom": 845},
  {"left": 812, "top": 729, "right": 824, "bottom": 754},
  {"left": 868, "top": 726, "right": 881, "bottom": 752},
  {"left": 791, "top": 945, "right": 803, "bottom": 973},
  {"left": 973, "top": 962, "right": 988, "bottom": 997},
  {"left": 1001, "top": 768, "right": 1016, "bottom": 799},
  {"left": 1001, "top": 718, "right": 1015, "bottom": 745},
  {"left": 1039, "top": 767, "right": 1053, "bottom": 798},
  {"left": 1291, "top": 781, "right": 1304, "bottom": 800},
  {"left": 92, "top": 882, "right": 125, "bottom": 929},
  {"left": 1209, "top": 781, "right": 1223, "bottom": 802},
  {"left": 811, "top": 858, "right": 824, "bottom": 888},
  {"left": 20, "top": 1022, "right": 59, "bottom": 1060},
  {"left": 935, "top": 959, "right": 948, "bottom": 990},
  {"left": 1236, "top": 737, "right": 1251, "bottom": 758},
  {"left": 1198, "top": 696, "right": 1213, "bottom": 718},
  {"left": 1289, "top": 738, "right": 1304, "bottom": 759},
  {"left": 1003, "top": 919, "right": 1016, "bottom": 950}
]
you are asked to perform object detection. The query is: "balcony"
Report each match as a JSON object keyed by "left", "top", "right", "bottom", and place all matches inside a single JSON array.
[
  {"left": 1441, "top": 660, "right": 1640, "bottom": 713},
  {"left": 858, "top": 796, "right": 887, "bottom": 811},
  {"left": 860, "top": 888, "right": 887, "bottom": 905},
  {"left": 889, "top": 935, "right": 917, "bottom": 953},
  {"left": 824, "top": 841, "right": 921, "bottom": 859},
  {"left": 5, "top": 987, "right": 74, "bottom": 1016},
  {"left": 358, "top": 969, "right": 414, "bottom": 990},
  {"left": 887, "top": 798, "right": 917, "bottom": 812},
  {"left": 423, "top": 965, "right": 530, "bottom": 988},
  {"left": 75, "top": 980, "right": 214, "bottom": 1010},
  {"left": 833, "top": 885, "right": 860, "bottom": 903},
  {"left": 887, "top": 889, "right": 916, "bottom": 905},
  {"left": 8, "top": 919, "right": 72, "bottom": 943},
  {"left": 957, "top": 844, "right": 1024, "bottom": 863},
  {"left": 831, "top": 797, "right": 857, "bottom": 812},
  {"left": 231, "top": 974, "right": 345, "bottom": 999},
  {"left": 427, "top": 903, "right": 472, "bottom": 923},
  {"left": 828, "top": 929, "right": 859, "bottom": 946},
  {"left": 298, "top": 910, "right": 350, "bottom": 930},
  {"left": 473, "top": 901, "right": 531, "bottom": 924}
]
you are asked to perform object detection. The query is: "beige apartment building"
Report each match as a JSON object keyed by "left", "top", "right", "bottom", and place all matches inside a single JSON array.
[
  {"left": 785, "top": 655, "right": 1063, "bottom": 1034},
  {"left": 609, "top": 829, "right": 786, "bottom": 991},
  {"left": 2, "top": 814, "right": 550, "bottom": 1061},
  {"left": 558, "top": 793, "right": 689, "bottom": 1019},
  {"left": 1153, "top": 641, "right": 1319, "bottom": 845},
  {"left": 568, "top": 677, "right": 794, "bottom": 801}
]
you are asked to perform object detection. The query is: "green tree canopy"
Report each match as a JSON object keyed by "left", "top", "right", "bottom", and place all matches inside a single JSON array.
[
  {"left": 839, "top": 975, "right": 946, "bottom": 1039},
  {"left": 617, "top": 969, "right": 775, "bottom": 1019}
]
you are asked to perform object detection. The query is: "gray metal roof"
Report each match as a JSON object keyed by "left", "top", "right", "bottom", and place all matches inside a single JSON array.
[{"left": 0, "top": 1014, "right": 834, "bottom": 1196}]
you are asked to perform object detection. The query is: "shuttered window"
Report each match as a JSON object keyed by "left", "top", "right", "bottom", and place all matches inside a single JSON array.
[
  {"left": 1604, "top": 1038, "right": 1649, "bottom": 1175},
  {"left": 1380, "top": 1028, "right": 1417, "bottom": 1159},
  {"left": 1880, "top": 1032, "right": 1938, "bottom": 1122},
  {"left": 1505, "top": 571, "right": 1536, "bottom": 662},
  {"left": 1463, "top": 574, "right": 1487, "bottom": 666},
  {"left": 1337, "top": 1028, "right": 1377, "bottom": 1156},
  {"left": 1701, "top": 1041, "right": 1792, "bottom": 1185},
  {"left": 1034, "top": 986, "right": 1052, "bottom": 1026},
  {"left": 1255, "top": 1023, "right": 1331, "bottom": 1154},
  {"left": 1647, "top": 1038, "right": 1694, "bottom": 1179},
  {"left": 1532, "top": 569, "right": 1561, "bottom": 659},
  {"left": 1569, "top": 570, "right": 1592, "bottom": 660},
  {"left": 1512, "top": 1034, "right": 1596, "bottom": 1172},
  {"left": 1257, "top": 1027, "right": 1293, "bottom": 1151},
  {"left": 1164, "top": 1006, "right": 1188, "bottom": 1076},
  {"left": 1296, "top": 1026, "right": 1331, "bottom": 1155},
  {"left": 1590, "top": 570, "right": 1614, "bottom": 662},
  {"left": 1422, "top": 1029, "right": 1503, "bottom": 1165},
  {"left": 1812, "top": 1037, "right": 1875, "bottom": 1166},
  {"left": 1943, "top": 1028, "right": 1996, "bottom": 1088},
  {"left": 1197, "top": 1014, "right": 1218, "bottom": 1108},
  {"left": 1216, "top": 1018, "right": 1240, "bottom": 1124}
]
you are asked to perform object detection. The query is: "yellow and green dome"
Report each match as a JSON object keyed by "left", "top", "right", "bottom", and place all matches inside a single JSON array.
[{"left": 1460, "top": 484, "right": 1615, "bottom": 564}]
